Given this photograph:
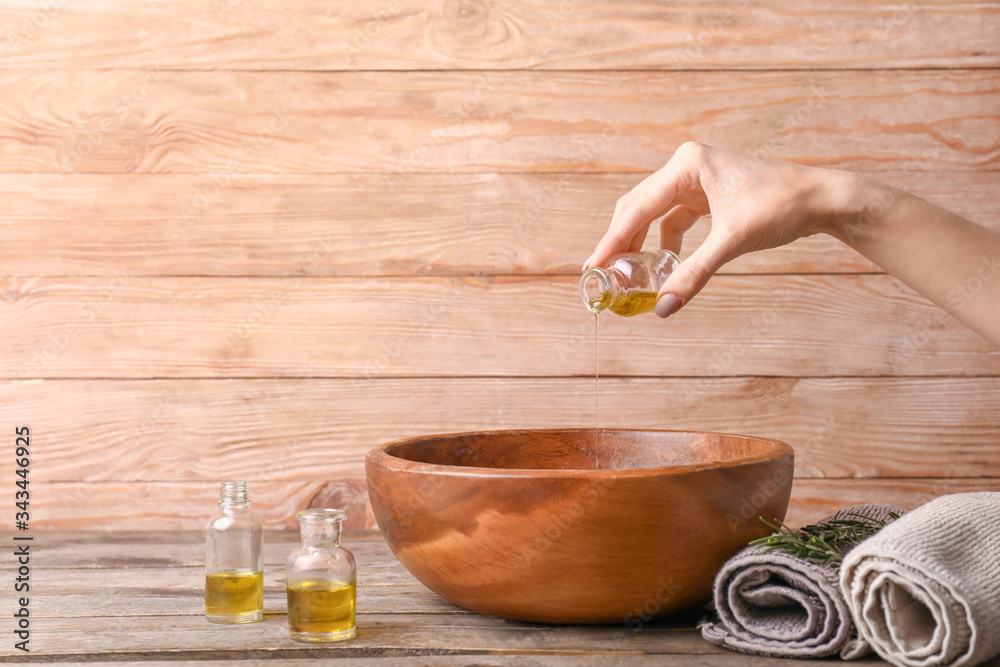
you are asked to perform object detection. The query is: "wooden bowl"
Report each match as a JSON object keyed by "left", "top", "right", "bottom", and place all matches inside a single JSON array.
[{"left": 366, "top": 429, "right": 793, "bottom": 624}]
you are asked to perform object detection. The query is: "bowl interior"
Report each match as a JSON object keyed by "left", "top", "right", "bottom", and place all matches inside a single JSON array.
[{"left": 381, "top": 429, "right": 783, "bottom": 471}]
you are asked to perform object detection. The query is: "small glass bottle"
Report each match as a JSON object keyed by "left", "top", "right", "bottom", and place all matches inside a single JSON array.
[
  {"left": 579, "top": 249, "right": 681, "bottom": 316},
  {"left": 205, "top": 480, "right": 264, "bottom": 624},
  {"left": 286, "top": 508, "right": 357, "bottom": 643}
]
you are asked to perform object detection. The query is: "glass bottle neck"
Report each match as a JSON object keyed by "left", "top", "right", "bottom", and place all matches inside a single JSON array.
[
  {"left": 300, "top": 524, "right": 342, "bottom": 549},
  {"left": 580, "top": 267, "right": 615, "bottom": 313},
  {"left": 218, "top": 480, "right": 252, "bottom": 511},
  {"left": 296, "top": 508, "right": 347, "bottom": 549}
]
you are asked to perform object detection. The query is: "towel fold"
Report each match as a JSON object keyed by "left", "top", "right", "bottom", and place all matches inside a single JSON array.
[
  {"left": 840, "top": 492, "right": 1000, "bottom": 667},
  {"left": 700, "top": 503, "right": 906, "bottom": 660}
]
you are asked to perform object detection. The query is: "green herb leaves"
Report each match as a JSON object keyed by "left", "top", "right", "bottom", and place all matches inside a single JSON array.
[{"left": 749, "top": 511, "right": 900, "bottom": 569}]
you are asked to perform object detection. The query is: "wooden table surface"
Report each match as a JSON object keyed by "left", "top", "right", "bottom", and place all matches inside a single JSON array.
[{"left": 0, "top": 529, "right": 894, "bottom": 666}]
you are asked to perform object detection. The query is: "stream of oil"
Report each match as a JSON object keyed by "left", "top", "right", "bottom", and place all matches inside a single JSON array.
[{"left": 594, "top": 311, "right": 600, "bottom": 469}]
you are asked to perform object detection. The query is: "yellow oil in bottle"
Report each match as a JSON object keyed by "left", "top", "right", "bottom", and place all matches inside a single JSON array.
[
  {"left": 205, "top": 570, "right": 263, "bottom": 622},
  {"left": 604, "top": 291, "right": 657, "bottom": 316},
  {"left": 287, "top": 580, "right": 356, "bottom": 641},
  {"left": 586, "top": 291, "right": 657, "bottom": 317}
]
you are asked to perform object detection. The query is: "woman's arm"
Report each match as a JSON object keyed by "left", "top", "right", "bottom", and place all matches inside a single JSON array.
[
  {"left": 583, "top": 142, "right": 1000, "bottom": 345},
  {"left": 829, "top": 178, "right": 1000, "bottom": 345}
]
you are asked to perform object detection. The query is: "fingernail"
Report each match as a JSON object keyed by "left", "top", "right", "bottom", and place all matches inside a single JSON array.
[
  {"left": 654, "top": 293, "right": 681, "bottom": 318},
  {"left": 581, "top": 254, "right": 594, "bottom": 272}
]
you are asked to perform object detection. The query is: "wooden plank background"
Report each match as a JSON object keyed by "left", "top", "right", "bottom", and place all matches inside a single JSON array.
[{"left": 0, "top": 0, "right": 998, "bottom": 531}]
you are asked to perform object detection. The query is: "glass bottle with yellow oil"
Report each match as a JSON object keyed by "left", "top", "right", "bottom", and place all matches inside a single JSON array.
[
  {"left": 579, "top": 249, "right": 681, "bottom": 316},
  {"left": 205, "top": 480, "right": 264, "bottom": 624},
  {"left": 286, "top": 508, "right": 357, "bottom": 642}
]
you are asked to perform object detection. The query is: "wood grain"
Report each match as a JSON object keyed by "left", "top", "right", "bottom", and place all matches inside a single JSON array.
[
  {"left": 7, "top": 529, "right": 893, "bottom": 664},
  {"left": 30, "top": 582, "right": 465, "bottom": 615},
  {"left": 2, "top": 171, "right": 998, "bottom": 277},
  {"left": 1, "top": 0, "right": 997, "bottom": 71},
  {"left": 0, "top": 658, "right": 877, "bottom": 667},
  {"left": 366, "top": 429, "right": 793, "bottom": 623},
  {"left": 2, "top": 0, "right": 996, "bottom": 660},
  {"left": 27, "top": 531, "right": 406, "bottom": 570},
  {"left": 0, "top": 529, "right": 891, "bottom": 662},
  {"left": 1, "top": 70, "right": 998, "bottom": 173},
  {"left": 2, "top": 274, "right": 997, "bottom": 379},
  {"left": 19, "top": 612, "right": 721, "bottom": 656},
  {"left": 3, "top": 377, "right": 999, "bottom": 484},
  {"left": 19, "top": 478, "right": 1000, "bottom": 531}
]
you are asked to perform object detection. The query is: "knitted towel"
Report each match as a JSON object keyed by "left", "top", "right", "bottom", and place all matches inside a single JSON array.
[
  {"left": 841, "top": 492, "right": 1000, "bottom": 667},
  {"left": 700, "top": 503, "right": 906, "bottom": 659}
]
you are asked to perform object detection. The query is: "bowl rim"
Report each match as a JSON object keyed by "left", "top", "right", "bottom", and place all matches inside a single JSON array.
[{"left": 366, "top": 428, "right": 794, "bottom": 479}]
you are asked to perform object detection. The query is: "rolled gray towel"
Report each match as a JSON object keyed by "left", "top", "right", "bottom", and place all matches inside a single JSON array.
[
  {"left": 841, "top": 492, "right": 1000, "bottom": 667},
  {"left": 700, "top": 503, "right": 906, "bottom": 659}
]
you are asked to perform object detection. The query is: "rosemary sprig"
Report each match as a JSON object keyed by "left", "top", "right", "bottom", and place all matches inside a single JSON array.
[{"left": 749, "top": 511, "right": 899, "bottom": 568}]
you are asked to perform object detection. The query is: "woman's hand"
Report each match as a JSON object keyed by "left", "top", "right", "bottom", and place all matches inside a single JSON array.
[
  {"left": 583, "top": 142, "right": 1000, "bottom": 346},
  {"left": 582, "top": 142, "right": 861, "bottom": 317}
]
